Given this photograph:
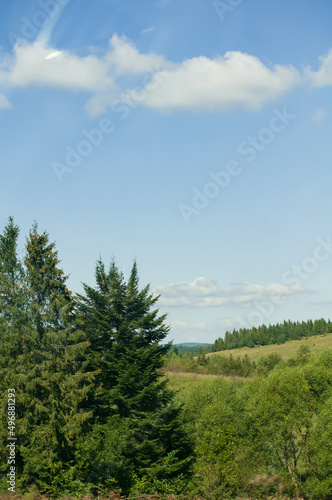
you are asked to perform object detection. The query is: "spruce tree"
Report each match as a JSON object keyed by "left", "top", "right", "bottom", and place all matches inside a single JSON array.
[
  {"left": 0, "top": 222, "right": 96, "bottom": 496},
  {"left": 24, "top": 223, "right": 73, "bottom": 337},
  {"left": 0, "top": 216, "right": 26, "bottom": 327},
  {"left": 78, "top": 259, "right": 192, "bottom": 494}
]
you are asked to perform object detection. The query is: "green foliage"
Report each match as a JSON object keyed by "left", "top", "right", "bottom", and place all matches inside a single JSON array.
[
  {"left": 297, "top": 343, "right": 312, "bottom": 363},
  {"left": 165, "top": 352, "right": 200, "bottom": 373},
  {"left": 129, "top": 470, "right": 193, "bottom": 498},
  {"left": 77, "top": 258, "right": 193, "bottom": 494},
  {"left": 0, "top": 217, "right": 26, "bottom": 329},
  {"left": 165, "top": 351, "right": 257, "bottom": 377},
  {"left": 75, "top": 416, "right": 135, "bottom": 493},
  {"left": 256, "top": 352, "right": 283, "bottom": 375},
  {"left": 0, "top": 221, "right": 96, "bottom": 496},
  {"left": 304, "top": 396, "right": 332, "bottom": 498},
  {"left": 0, "top": 222, "right": 192, "bottom": 497},
  {"left": 168, "top": 350, "right": 332, "bottom": 499},
  {"left": 245, "top": 367, "right": 314, "bottom": 497},
  {"left": 77, "top": 259, "right": 171, "bottom": 418},
  {"left": 1, "top": 218, "right": 332, "bottom": 499},
  {"left": 204, "top": 352, "right": 255, "bottom": 377},
  {"left": 179, "top": 378, "right": 248, "bottom": 499},
  {"left": 24, "top": 223, "right": 73, "bottom": 337}
]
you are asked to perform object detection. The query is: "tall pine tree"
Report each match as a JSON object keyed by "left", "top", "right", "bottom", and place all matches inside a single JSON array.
[
  {"left": 77, "top": 259, "right": 192, "bottom": 494},
  {"left": 0, "top": 222, "right": 96, "bottom": 496},
  {"left": 0, "top": 216, "right": 26, "bottom": 327},
  {"left": 24, "top": 223, "right": 73, "bottom": 337}
]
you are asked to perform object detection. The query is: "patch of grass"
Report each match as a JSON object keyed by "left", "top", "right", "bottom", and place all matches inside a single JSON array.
[
  {"left": 164, "top": 372, "right": 208, "bottom": 393},
  {"left": 164, "top": 371, "right": 244, "bottom": 396},
  {"left": 163, "top": 372, "right": 226, "bottom": 395}
]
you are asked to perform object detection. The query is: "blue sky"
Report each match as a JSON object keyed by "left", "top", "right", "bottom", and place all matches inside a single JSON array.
[{"left": 1, "top": 0, "right": 332, "bottom": 343}]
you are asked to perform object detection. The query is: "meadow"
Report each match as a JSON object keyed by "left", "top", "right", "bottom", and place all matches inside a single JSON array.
[{"left": 206, "top": 331, "right": 332, "bottom": 363}]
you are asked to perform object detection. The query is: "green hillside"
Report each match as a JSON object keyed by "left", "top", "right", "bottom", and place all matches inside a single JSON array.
[
  {"left": 207, "top": 332, "right": 332, "bottom": 363},
  {"left": 165, "top": 332, "right": 332, "bottom": 381},
  {"left": 211, "top": 318, "right": 332, "bottom": 352}
]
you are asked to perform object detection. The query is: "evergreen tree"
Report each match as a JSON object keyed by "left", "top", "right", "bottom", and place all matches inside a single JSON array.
[
  {"left": 78, "top": 259, "right": 192, "bottom": 493},
  {"left": 0, "top": 217, "right": 26, "bottom": 327},
  {"left": 0, "top": 222, "right": 96, "bottom": 495},
  {"left": 24, "top": 223, "right": 72, "bottom": 337}
]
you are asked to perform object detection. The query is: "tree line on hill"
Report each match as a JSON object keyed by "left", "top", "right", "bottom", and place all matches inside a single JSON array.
[
  {"left": 170, "top": 343, "right": 213, "bottom": 356},
  {"left": 0, "top": 218, "right": 192, "bottom": 498},
  {"left": 212, "top": 318, "right": 332, "bottom": 352}
]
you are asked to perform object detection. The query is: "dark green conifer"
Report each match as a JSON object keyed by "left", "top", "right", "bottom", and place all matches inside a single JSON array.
[
  {"left": 78, "top": 259, "right": 192, "bottom": 493},
  {"left": 0, "top": 222, "right": 96, "bottom": 495},
  {"left": 0, "top": 216, "right": 25, "bottom": 327},
  {"left": 24, "top": 223, "right": 73, "bottom": 337}
]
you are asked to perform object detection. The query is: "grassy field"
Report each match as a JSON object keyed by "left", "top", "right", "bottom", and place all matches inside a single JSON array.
[
  {"left": 164, "top": 371, "right": 219, "bottom": 393},
  {"left": 164, "top": 333, "right": 332, "bottom": 392},
  {"left": 206, "top": 332, "right": 332, "bottom": 363}
]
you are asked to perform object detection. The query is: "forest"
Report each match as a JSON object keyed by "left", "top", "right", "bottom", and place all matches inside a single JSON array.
[
  {"left": 212, "top": 318, "right": 332, "bottom": 352},
  {"left": 0, "top": 217, "right": 332, "bottom": 500}
]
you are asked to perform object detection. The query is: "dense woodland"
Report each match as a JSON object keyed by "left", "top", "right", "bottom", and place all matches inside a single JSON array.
[
  {"left": 0, "top": 218, "right": 191, "bottom": 498},
  {"left": 0, "top": 217, "right": 332, "bottom": 499}
]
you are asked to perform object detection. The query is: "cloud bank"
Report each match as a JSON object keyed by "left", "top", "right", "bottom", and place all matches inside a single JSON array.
[
  {"left": 154, "top": 277, "right": 304, "bottom": 308},
  {"left": 1, "top": 34, "right": 332, "bottom": 115},
  {"left": 135, "top": 52, "right": 300, "bottom": 112},
  {"left": 0, "top": 34, "right": 302, "bottom": 115}
]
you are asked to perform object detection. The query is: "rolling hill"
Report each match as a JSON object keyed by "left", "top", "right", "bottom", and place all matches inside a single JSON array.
[{"left": 206, "top": 332, "right": 332, "bottom": 363}]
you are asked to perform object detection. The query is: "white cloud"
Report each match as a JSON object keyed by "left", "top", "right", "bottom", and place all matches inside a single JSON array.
[
  {"left": 0, "top": 94, "right": 11, "bottom": 109},
  {"left": 0, "top": 42, "right": 114, "bottom": 92},
  {"left": 153, "top": 277, "right": 304, "bottom": 308},
  {"left": 0, "top": 34, "right": 305, "bottom": 115},
  {"left": 105, "top": 34, "right": 168, "bottom": 76},
  {"left": 308, "top": 49, "right": 332, "bottom": 87},
  {"left": 0, "top": 35, "right": 168, "bottom": 97},
  {"left": 137, "top": 52, "right": 300, "bottom": 112}
]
